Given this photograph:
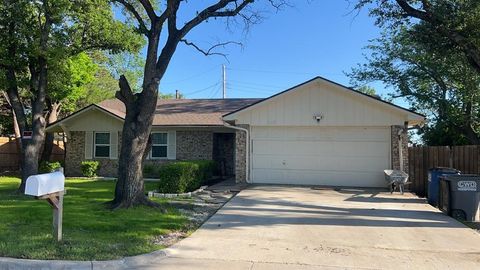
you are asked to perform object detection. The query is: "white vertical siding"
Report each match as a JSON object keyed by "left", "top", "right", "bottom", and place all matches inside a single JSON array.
[{"left": 231, "top": 80, "right": 408, "bottom": 127}]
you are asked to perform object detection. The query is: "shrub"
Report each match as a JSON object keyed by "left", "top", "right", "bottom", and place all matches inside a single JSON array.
[
  {"left": 39, "top": 161, "right": 62, "bottom": 173},
  {"left": 158, "top": 160, "right": 215, "bottom": 193},
  {"left": 143, "top": 164, "right": 159, "bottom": 178},
  {"left": 195, "top": 160, "right": 216, "bottom": 185},
  {"left": 81, "top": 161, "right": 100, "bottom": 178}
]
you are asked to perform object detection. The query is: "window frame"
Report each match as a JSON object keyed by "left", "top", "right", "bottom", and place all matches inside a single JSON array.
[
  {"left": 150, "top": 132, "right": 168, "bottom": 159},
  {"left": 94, "top": 132, "right": 111, "bottom": 159}
]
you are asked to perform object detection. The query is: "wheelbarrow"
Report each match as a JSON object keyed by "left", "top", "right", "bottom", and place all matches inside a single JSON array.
[{"left": 384, "top": 170, "right": 409, "bottom": 194}]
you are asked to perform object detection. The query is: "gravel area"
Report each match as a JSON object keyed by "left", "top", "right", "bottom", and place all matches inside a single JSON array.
[{"left": 153, "top": 188, "right": 237, "bottom": 247}]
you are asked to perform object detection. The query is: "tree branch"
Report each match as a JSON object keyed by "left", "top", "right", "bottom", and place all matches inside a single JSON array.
[
  {"left": 395, "top": 0, "right": 431, "bottom": 22},
  {"left": 180, "top": 0, "right": 253, "bottom": 37},
  {"left": 139, "top": 0, "right": 157, "bottom": 21},
  {"left": 112, "top": 0, "right": 149, "bottom": 35},
  {"left": 115, "top": 75, "right": 135, "bottom": 105},
  {"left": 180, "top": 39, "right": 242, "bottom": 60}
]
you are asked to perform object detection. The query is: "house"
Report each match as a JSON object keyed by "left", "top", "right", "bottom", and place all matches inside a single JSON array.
[{"left": 46, "top": 77, "right": 425, "bottom": 187}]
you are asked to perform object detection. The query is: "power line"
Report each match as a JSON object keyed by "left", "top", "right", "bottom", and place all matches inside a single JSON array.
[
  {"left": 229, "top": 80, "right": 283, "bottom": 90},
  {"left": 183, "top": 81, "right": 221, "bottom": 96},
  {"left": 227, "top": 67, "right": 318, "bottom": 76},
  {"left": 227, "top": 83, "right": 276, "bottom": 94},
  {"left": 208, "top": 83, "right": 222, "bottom": 98},
  {"left": 227, "top": 67, "right": 345, "bottom": 77},
  {"left": 161, "top": 66, "right": 218, "bottom": 85}
]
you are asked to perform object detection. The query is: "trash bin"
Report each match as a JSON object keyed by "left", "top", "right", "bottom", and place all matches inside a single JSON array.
[
  {"left": 427, "top": 167, "right": 460, "bottom": 206},
  {"left": 439, "top": 174, "right": 480, "bottom": 222}
]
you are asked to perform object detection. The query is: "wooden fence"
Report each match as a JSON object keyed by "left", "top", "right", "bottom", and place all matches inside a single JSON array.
[
  {"left": 0, "top": 137, "right": 65, "bottom": 172},
  {"left": 408, "top": 145, "right": 480, "bottom": 197}
]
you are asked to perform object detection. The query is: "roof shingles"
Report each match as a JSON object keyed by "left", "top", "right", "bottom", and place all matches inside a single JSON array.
[{"left": 98, "top": 98, "right": 261, "bottom": 126}]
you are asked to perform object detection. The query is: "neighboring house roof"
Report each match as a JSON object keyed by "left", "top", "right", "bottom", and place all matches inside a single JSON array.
[{"left": 223, "top": 76, "right": 426, "bottom": 124}]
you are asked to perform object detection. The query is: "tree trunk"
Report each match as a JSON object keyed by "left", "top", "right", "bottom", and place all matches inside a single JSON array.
[
  {"left": 17, "top": 60, "right": 47, "bottom": 193},
  {"left": 2, "top": 91, "right": 23, "bottom": 169},
  {"left": 41, "top": 101, "right": 60, "bottom": 162},
  {"left": 111, "top": 77, "right": 159, "bottom": 208},
  {"left": 463, "top": 125, "right": 480, "bottom": 145}
]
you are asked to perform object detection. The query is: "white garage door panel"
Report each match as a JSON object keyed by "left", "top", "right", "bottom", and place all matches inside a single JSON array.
[
  {"left": 250, "top": 126, "right": 390, "bottom": 187},
  {"left": 253, "top": 156, "right": 387, "bottom": 172},
  {"left": 253, "top": 169, "right": 385, "bottom": 187}
]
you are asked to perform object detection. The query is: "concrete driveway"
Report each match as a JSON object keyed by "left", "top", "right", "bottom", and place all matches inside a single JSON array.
[{"left": 151, "top": 186, "right": 480, "bottom": 270}]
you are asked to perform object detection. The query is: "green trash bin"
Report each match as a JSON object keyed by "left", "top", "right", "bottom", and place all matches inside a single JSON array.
[{"left": 439, "top": 174, "right": 480, "bottom": 222}]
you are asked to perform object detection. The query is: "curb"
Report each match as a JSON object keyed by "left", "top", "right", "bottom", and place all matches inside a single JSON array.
[{"left": 0, "top": 250, "right": 167, "bottom": 270}]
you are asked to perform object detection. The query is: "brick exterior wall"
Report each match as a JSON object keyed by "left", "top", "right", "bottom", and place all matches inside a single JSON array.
[
  {"left": 66, "top": 130, "right": 220, "bottom": 177},
  {"left": 234, "top": 128, "right": 247, "bottom": 183},
  {"left": 176, "top": 131, "right": 213, "bottom": 160},
  {"left": 65, "top": 131, "right": 120, "bottom": 177},
  {"left": 391, "top": 125, "right": 409, "bottom": 173},
  {"left": 65, "top": 131, "right": 84, "bottom": 176}
]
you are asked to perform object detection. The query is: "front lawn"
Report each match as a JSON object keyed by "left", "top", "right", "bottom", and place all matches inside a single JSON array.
[{"left": 0, "top": 177, "right": 189, "bottom": 260}]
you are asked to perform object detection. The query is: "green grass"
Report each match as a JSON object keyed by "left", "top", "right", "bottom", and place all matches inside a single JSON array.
[{"left": 0, "top": 177, "right": 189, "bottom": 260}]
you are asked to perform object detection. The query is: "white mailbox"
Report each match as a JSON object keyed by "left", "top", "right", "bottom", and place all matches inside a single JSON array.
[
  {"left": 25, "top": 171, "right": 65, "bottom": 197},
  {"left": 24, "top": 169, "right": 66, "bottom": 241}
]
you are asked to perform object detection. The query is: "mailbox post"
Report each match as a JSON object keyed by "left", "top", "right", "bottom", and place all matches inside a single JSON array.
[{"left": 24, "top": 168, "right": 65, "bottom": 242}]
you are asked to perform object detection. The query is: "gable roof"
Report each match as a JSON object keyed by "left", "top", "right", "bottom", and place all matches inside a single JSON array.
[
  {"left": 47, "top": 98, "right": 262, "bottom": 130},
  {"left": 223, "top": 76, "right": 425, "bottom": 121}
]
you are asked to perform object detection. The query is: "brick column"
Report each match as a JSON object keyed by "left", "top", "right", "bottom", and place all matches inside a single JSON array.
[
  {"left": 234, "top": 129, "right": 247, "bottom": 183},
  {"left": 391, "top": 125, "right": 409, "bottom": 173}
]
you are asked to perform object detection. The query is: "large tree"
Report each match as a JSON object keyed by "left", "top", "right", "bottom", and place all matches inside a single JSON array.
[
  {"left": 111, "top": 0, "right": 286, "bottom": 208},
  {"left": 356, "top": 0, "right": 480, "bottom": 73},
  {"left": 349, "top": 26, "right": 480, "bottom": 145},
  {"left": 0, "top": 0, "right": 141, "bottom": 192}
]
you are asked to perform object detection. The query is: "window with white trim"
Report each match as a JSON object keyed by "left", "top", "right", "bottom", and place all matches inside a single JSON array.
[
  {"left": 94, "top": 132, "right": 110, "bottom": 158},
  {"left": 151, "top": 132, "right": 168, "bottom": 159}
]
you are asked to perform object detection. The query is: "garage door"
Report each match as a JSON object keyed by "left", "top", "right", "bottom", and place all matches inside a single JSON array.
[{"left": 250, "top": 126, "right": 390, "bottom": 187}]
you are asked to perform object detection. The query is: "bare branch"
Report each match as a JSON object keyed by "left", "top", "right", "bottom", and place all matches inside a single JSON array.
[
  {"left": 180, "top": 39, "right": 242, "bottom": 60},
  {"left": 180, "top": 0, "right": 254, "bottom": 37},
  {"left": 112, "top": 0, "right": 149, "bottom": 35}
]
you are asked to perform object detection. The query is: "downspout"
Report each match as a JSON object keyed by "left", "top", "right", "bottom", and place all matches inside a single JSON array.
[
  {"left": 222, "top": 121, "right": 250, "bottom": 183},
  {"left": 398, "top": 128, "right": 403, "bottom": 172}
]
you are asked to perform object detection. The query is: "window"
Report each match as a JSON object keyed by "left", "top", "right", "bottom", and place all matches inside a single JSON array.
[
  {"left": 151, "top": 132, "right": 168, "bottom": 159},
  {"left": 94, "top": 132, "right": 110, "bottom": 158}
]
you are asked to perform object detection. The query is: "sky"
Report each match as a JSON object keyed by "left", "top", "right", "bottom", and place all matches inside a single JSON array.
[{"left": 118, "top": 1, "right": 396, "bottom": 104}]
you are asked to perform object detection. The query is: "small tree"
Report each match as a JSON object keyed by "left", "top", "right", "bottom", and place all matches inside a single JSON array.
[{"left": 111, "top": 0, "right": 287, "bottom": 208}]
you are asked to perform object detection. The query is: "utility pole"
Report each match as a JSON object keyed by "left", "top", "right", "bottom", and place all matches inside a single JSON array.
[{"left": 222, "top": 64, "right": 226, "bottom": 99}]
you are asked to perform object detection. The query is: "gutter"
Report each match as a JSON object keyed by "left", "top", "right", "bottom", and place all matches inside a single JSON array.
[{"left": 222, "top": 121, "right": 250, "bottom": 183}]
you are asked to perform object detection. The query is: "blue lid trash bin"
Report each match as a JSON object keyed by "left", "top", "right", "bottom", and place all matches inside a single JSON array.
[
  {"left": 439, "top": 174, "right": 480, "bottom": 222},
  {"left": 428, "top": 167, "right": 460, "bottom": 206}
]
